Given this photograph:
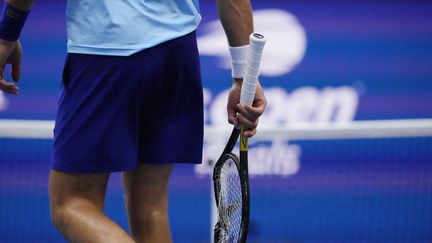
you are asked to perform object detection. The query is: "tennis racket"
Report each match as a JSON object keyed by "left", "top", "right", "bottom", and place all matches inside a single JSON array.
[{"left": 213, "top": 33, "right": 266, "bottom": 243}]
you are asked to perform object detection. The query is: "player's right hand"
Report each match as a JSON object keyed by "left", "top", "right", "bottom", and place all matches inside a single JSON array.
[
  {"left": 227, "top": 79, "right": 267, "bottom": 138},
  {"left": 0, "top": 39, "right": 23, "bottom": 94}
]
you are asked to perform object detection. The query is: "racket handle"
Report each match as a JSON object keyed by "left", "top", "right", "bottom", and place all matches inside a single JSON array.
[{"left": 240, "top": 33, "right": 267, "bottom": 106}]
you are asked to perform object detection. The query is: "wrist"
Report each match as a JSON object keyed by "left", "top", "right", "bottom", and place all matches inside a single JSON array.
[
  {"left": 0, "top": 2, "right": 30, "bottom": 41},
  {"left": 232, "top": 77, "right": 243, "bottom": 83},
  {"left": 229, "top": 45, "right": 248, "bottom": 79}
]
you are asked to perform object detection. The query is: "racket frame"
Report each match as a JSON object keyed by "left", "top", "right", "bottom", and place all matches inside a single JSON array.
[
  {"left": 213, "top": 127, "right": 250, "bottom": 243},
  {"left": 213, "top": 32, "right": 266, "bottom": 243}
]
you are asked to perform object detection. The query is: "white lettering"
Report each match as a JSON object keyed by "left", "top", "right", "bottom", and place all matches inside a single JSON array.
[
  {"left": 208, "top": 86, "right": 359, "bottom": 126},
  {"left": 195, "top": 140, "right": 301, "bottom": 177},
  {"left": 0, "top": 92, "right": 8, "bottom": 111},
  {"left": 203, "top": 88, "right": 212, "bottom": 124},
  {"left": 209, "top": 89, "right": 230, "bottom": 126}
]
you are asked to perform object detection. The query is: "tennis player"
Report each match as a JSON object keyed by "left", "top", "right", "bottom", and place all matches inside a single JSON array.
[{"left": 0, "top": 0, "right": 266, "bottom": 242}]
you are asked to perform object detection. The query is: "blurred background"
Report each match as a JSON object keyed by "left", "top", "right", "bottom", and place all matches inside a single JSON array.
[{"left": 0, "top": 0, "right": 431, "bottom": 242}]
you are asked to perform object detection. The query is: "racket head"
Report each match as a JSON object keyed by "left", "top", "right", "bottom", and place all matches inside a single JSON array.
[{"left": 213, "top": 152, "right": 249, "bottom": 243}]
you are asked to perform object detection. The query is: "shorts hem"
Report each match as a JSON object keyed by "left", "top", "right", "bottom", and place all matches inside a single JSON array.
[
  {"left": 138, "top": 160, "right": 202, "bottom": 165},
  {"left": 51, "top": 163, "right": 137, "bottom": 173}
]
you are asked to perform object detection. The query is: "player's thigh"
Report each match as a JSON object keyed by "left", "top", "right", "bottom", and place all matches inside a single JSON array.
[
  {"left": 49, "top": 169, "right": 110, "bottom": 210},
  {"left": 122, "top": 163, "right": 173, "bottom": 209}
]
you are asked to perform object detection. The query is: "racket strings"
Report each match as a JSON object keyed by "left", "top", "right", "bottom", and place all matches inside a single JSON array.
[{"left": 216, "top": 158, "right": 243, "bottom": 243}]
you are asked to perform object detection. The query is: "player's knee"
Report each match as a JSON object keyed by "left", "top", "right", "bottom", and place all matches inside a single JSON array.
[
  {"left": 50, "top": 205, "right": 71, "bottom": 233},
  {"left": 49, "top": 199, "right": 91, "bottom": 232},
  {"left": 125, "top": 188, "right": 169, "bottom": 220},
  {"left": 129, "top": 206, "right": 170, "bottom": 240},
  {"left": 128, "top": 198, "right": 168, "bottom": 214},
  {"left": 128, "top": 203, "right": 168, "bottom": 225}
]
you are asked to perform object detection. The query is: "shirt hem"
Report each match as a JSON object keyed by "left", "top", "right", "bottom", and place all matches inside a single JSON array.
[{"left": 67, "top": 27, "right": 199, "bottom": 56}]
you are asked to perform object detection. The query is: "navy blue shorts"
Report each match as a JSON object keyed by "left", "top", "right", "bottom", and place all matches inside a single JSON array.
[{"left": 52, "top": 31, "right": 203, "bottom": 173}]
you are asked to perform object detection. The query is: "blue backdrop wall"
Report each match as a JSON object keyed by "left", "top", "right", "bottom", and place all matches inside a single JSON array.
[{"left": 0, "top": 0, "right": 431, "bottom": 242}]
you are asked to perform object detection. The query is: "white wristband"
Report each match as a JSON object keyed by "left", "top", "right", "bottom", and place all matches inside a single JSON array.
[{"left": 229, "top": 45, "right": 249, "bottom": 79}]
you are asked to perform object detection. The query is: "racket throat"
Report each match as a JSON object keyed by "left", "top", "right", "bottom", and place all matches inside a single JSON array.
[
  {"left": 240, "top": 126, "right": 248, "bottom": 152},
  {"left": 239, "top": 126, "right": 250, "bottom": 243}
]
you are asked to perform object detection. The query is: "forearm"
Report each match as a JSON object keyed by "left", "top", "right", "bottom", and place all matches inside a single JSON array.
[
  {"left": 6, "top": 0, "right": 35, "bottom": 11},
  {"left": 216, "top": 0, "right": 253, "bottom": 47}
]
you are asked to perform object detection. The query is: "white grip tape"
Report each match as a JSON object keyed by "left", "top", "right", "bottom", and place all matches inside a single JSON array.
[{"left": 240, "top": 33, "right": 267, "bottom": 106}]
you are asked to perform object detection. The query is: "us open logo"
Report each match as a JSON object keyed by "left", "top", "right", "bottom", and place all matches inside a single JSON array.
[{"left": 198, "top": 9, "right": 307, "bottom": 77}]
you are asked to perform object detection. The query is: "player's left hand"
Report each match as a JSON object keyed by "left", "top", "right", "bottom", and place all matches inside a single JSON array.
[
  {"left": 0, "top": 39, "right": 23, "bottom": 94},
  {"left": 227, "top": 79, "right": 267, "bottom": 138}
]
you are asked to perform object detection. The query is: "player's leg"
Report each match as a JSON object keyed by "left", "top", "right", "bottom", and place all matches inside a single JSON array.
[
  {"left": 122, "top": 31, "right": 203, "bottom": 242},
  {"left": 49, "top": 170, "right": 134, "bottom": 243},
  {"left": 122, "top": 163, "right": 174, "bottom": 243},
  {"left": 50, "top": 44, "right": 156, "bottom": 242}
]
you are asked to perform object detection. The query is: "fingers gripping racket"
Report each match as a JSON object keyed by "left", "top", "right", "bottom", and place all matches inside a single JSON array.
[{"left": 213, "top": 33, "right": 266, "bottom": 243}]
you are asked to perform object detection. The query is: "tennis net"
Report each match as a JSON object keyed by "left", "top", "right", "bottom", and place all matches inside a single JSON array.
[{"left": 1, "top": 119, "right": 432, "bottom": 242}]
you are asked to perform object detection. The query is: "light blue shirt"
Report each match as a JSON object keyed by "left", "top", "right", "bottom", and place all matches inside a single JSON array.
[{"left": 66, "top": 0, "right": 201, "bottom": 56}]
